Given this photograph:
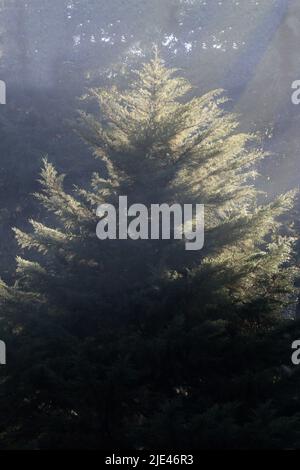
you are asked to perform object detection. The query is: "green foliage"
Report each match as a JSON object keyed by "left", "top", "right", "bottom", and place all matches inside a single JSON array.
[{"left": 0, "top": 55, "right": 299, "bottom": 449}]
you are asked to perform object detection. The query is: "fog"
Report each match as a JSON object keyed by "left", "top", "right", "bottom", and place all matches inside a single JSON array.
[{"left": 1, "top": 0, "right": 300, "bottom": 450}]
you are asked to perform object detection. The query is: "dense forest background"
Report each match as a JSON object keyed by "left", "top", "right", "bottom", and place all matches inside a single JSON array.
[{"left": 1, "top": 0, "right": 300, "bottom": 450}]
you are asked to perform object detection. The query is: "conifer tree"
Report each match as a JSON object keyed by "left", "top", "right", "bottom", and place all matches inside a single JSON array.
[{"left": 0, "top": 54, "right": 300, "bottom": 449}]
